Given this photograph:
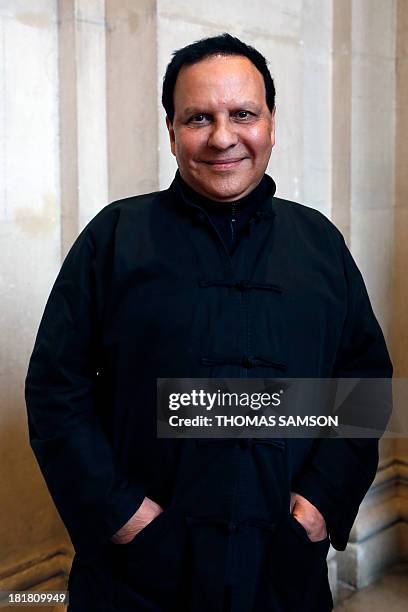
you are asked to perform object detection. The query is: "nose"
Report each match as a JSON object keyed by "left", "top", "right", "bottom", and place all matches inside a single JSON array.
[{"left": 207, "top": 118, "right": 239, "bottom": 150}]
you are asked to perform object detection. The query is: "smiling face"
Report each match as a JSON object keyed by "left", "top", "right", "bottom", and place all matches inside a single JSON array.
[{"left": 166, "top": 54, "right": 276, "bottom": 201}]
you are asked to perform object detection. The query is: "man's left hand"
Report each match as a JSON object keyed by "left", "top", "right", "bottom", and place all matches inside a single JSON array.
[{"left": 290, "top": 492, "right": 327, "bottom": 542}]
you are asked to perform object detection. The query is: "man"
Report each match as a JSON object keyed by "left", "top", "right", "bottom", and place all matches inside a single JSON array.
[{"left": 25, "top": 33, "right": 392, "bottom": 611}]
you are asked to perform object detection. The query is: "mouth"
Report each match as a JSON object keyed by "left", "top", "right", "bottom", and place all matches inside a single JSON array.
[{"left": 201, "top": 158, "right": 246, "bottom": 171}]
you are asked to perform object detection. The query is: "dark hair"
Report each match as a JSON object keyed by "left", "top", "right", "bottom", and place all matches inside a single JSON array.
[{"left": 162, "top": 33, "right": 276, "bottom": 123}]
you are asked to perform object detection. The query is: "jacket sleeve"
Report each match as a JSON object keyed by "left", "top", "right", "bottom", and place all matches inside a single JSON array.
[
  {"left": 24, "top": 220, "right": 145, "bottom": 562},
  {"left": 292, "top": 234, "right": 393, "bottom": 551}
]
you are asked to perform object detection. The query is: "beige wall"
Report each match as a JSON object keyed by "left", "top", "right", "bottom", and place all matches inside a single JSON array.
[
  {"left": 0, "top": 0, "right": 405, "bottom": 603},
  {"left": 0, "top": 0, "right": 70, "bottom": 594}
]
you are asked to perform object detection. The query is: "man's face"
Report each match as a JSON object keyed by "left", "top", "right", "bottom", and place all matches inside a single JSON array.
[{"left": 166, "top": 54, "right": 276, "bottom": 201}]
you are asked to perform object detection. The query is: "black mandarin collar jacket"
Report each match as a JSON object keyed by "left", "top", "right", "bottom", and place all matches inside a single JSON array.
[
  {"left": 173, "top": 170, "right": 276, "bottom": 255},
  {"left": 25, "top": 172, "right": 392, "bottom": 609}
]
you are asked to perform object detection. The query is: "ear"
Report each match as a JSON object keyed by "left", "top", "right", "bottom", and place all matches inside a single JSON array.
[
  {"left": 270, "top": 105, "right": 276, "bottom": 148},
  {"left": 166, "top": 116, "right": 176, "bottom": 157}
]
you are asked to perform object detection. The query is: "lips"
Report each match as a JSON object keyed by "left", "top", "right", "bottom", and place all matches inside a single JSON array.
[{"left": 202, "top": 158, "right": 245, "bottom": 170}]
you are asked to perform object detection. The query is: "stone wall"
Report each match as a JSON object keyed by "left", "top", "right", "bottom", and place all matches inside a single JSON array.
[{"left": 0, "top": 0, "right": 404, "bottom": 605}]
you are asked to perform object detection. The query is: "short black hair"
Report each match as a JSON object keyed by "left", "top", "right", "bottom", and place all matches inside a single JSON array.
[{"left": 162, "top": 33, "right": 276, "bottom": 123}]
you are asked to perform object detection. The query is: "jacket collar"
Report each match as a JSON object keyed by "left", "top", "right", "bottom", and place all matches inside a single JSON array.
[{"left": 169, "top": 169, "right": 277, "bottom": 221}]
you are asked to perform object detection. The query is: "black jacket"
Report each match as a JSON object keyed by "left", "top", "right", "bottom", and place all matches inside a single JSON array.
[{"left": 25, "top": 172, "right": 393, "bottom": 612}]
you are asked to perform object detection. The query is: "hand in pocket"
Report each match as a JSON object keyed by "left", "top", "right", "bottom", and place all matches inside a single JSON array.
[
  {"left": 110, "top": 497, "right": 164, "bottom": 545},
  {"left": 290, "top": 492, "right": 327, "bottom": 542}
]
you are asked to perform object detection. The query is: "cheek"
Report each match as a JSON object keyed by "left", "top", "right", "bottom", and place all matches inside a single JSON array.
[
  {"left": 176, "top": 132, "right": 205, "bottom": 162},
  {"left": 244, "top": 127, "right": 273, "bottom": 156}
]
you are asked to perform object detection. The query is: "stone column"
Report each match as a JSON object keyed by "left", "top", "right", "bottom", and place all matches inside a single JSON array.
[
  {"left": 59, "top": 0, "right": 158, "bottom": 256},
  {"left": 105, "top": 0, "right": 158, "bottom": 203},
  {"left": 393, "top": 0, "right": 408, "bottom": 564},
  {"left": 335, "top": 0, "right": 400, "bottom": 594}
]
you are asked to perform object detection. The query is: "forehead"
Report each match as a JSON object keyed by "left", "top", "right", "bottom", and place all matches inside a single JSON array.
[{"left": 173, "top": 55, "right": 266, "bottom": 112}]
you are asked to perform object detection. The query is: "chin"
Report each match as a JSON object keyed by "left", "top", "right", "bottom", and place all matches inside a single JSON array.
[
  {"left": 198, "top": 177, "right": 251, "bottom": 201},
  {"left": 213, "top": 186, "right": 252, "bottom": 201}
]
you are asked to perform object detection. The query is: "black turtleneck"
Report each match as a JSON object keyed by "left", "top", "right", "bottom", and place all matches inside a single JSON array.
[{"left": 175, "top": 170, "right": 273, "bottom": 254}]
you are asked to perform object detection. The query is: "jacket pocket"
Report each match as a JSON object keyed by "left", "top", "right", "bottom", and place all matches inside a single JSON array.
[
  {"left": 263, "top": 514, "right": 331, "bottom": 611},
  {"left": 108, "top": 506, "right": 188, "bottom": 610}
]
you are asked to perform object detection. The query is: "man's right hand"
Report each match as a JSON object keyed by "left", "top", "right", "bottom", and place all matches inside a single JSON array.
[{"left": 109, "top": 497, "right": 164, "bottom": 545}]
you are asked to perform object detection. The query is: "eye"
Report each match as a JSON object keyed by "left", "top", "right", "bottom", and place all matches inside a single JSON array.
[
  {"left": 235, "top": 110, "right": 254, "bottom": 120},
  {"left": 188, "top": 113, "right": 210, "bottom": 124}
]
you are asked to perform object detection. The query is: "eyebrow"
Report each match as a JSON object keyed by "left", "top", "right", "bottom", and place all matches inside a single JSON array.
[{"left": 182, "top": 102, "right": 261, "bottom": 117}]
